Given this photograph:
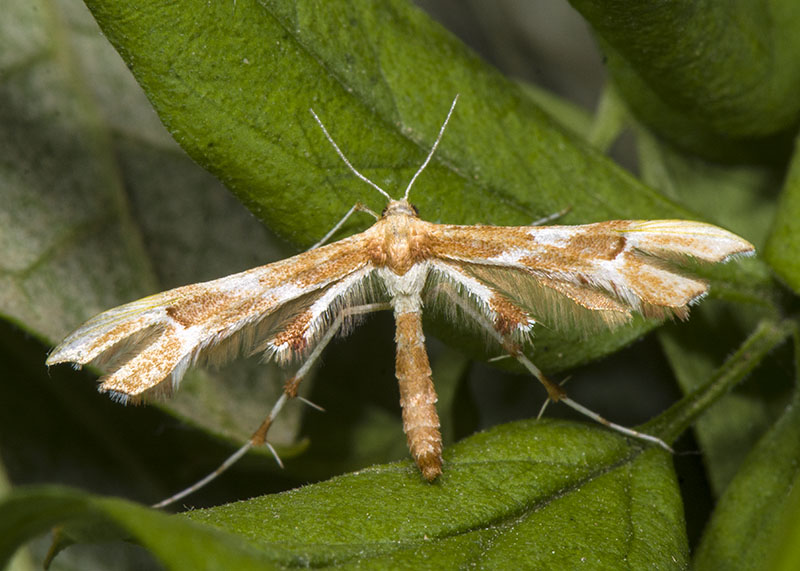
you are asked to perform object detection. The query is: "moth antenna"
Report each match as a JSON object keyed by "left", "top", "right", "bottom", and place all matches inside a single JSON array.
[
  {"left": 402, "top": 94, "right": 459, "bottom": 200},
  {"left": 310, "top": 109, "right": 393, "bottom": 201}
]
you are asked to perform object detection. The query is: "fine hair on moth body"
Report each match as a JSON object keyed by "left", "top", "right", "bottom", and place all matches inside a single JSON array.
[{"left": 47, "top": 95, "right": 755, "bottom": 508}]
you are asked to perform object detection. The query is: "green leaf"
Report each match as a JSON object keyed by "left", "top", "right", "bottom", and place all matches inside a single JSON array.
[
  {"left": 633, "top": 124, "right": 788, "bottom": 493},
  {"left": 0, "top": 0, "right": 158, "bottom": 341},
  {"left": 1, "top": 419, "right": 688, "bottom": 569},
  {"left": 694, "top": 332, "right": 800, "bottom": 570},
  {"left": 516, "top": 81, "right": 595, "bottom": 144},
  {"left": 0, "top": 486, "right": 277, "bottom": 570},
  {"left": 85, "top": 0, "right": 699, "bottom": 236},
  {"left": 647, "top": 319, "right": 794, "bottom": 448},
  {"left": 765, "top": 132, "right": 800, "bottom": 293},
  {"left": 0, "top": 463, "right": 35, "bottom": 571},
  {"left": 658, "top": 312, "right": 793, "bottom": 494},
  {"left": 636, "top": 127, "right": 781, "bottom": 250},
  {"left": 0, "top": 0, "right": 304, "bottom": 452},
  {"left": 569, "top": 0, "right": 800, "bottom": 162},
  {"left": 765, "top": 476, "right": 800, "bottom": 571}
]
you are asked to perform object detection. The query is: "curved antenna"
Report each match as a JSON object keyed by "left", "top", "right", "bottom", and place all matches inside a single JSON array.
[
  {"left": 402, "top": 94, "right": 459, "bottom": 200},
  {"left": 310, "top": 109, "right": 393, "bottom": 202}
]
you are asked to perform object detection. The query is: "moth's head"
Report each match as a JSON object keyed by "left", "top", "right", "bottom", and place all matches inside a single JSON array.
[{"left": 382, "top": 199, "right": 419, "bottom": 218}]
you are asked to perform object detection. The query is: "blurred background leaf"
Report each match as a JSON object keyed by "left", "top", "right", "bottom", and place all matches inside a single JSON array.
[{"left": 568, "top": 0, "right": 800, "bottom": 162}]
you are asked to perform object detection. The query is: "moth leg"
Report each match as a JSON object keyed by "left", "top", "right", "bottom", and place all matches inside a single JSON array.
[
  {"left": 431, "top": 283, "right": 673, "bottom": 453},
  {"left": 151, "top": 302, "right": 391, "bottom": 509},
  {"left": 537, "top": 376, "right": 571, "bottom": 419},
  {"left": 529, "top": 206, "right": 571, "bottom": 226},
  {"left": 249, "top": 301, "right": 392, "bottom": 452},
  {"left": 308, "top": 202, "right": 379, "bottom": 250}
]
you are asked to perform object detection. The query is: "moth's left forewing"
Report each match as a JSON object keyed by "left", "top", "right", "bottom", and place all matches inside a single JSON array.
[
  {"left": 589, "top": 219, "right": 755, "bottom": 316},
  {"left": 617, "top": 220, "right": 755, "bottom": 263},
  {"left": 426, "top": 219, "right": 754, "bottom": 334},
  {"left": 422, "top": 260, "right": 537, "bottom": 344},
  {"left": 423, "top": 224, "right": 635, "bottom": 337}
]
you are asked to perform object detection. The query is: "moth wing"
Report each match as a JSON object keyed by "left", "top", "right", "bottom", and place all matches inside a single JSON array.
[
  {"left": 47, "top": 235, "right": 374, "bottom": 402},
  {"left": 428, "top": 220, "right": 754, "bottom": 331},
  {"left": 457, "top": 263, "right": 634, "bottom": 333}
]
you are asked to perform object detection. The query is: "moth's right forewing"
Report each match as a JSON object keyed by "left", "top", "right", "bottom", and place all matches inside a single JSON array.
[{"left": 47, "top": 234, "right": 373, "bottom": 401}]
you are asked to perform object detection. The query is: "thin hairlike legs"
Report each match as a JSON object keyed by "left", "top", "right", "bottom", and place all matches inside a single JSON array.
[{"left": 152, "top": 302, "right": 391, "bottom": 508}]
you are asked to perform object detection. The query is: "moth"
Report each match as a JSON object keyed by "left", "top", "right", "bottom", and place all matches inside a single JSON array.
[{"left": 47, "top": 96, "right": 754, "bottom": 507}]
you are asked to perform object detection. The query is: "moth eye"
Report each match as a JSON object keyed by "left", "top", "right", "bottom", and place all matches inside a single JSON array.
[
  {"left": 381, "top": 205, "right": 389, "bottom": 217},
  {"left": 409, "top": 203, "right": 420, "bottom": 216}
]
